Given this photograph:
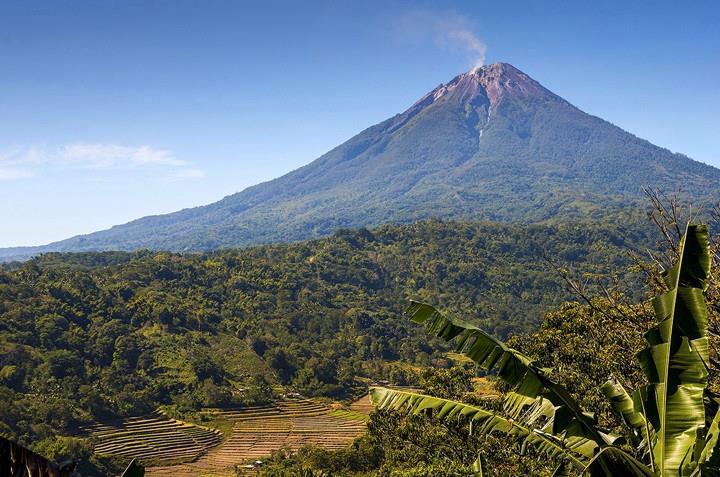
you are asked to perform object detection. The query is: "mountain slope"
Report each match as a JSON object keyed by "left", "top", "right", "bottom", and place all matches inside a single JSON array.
[{"left": 3, "top": 63, "right": 718, "bottom": 259}]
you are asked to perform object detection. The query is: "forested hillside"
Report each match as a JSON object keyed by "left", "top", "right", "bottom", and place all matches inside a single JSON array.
[
  {"left": 0, "top": 218, "right": 653, "bottom": 458},
  {"left": 254, "top": 215, "right": 720, "bottom": 477}
]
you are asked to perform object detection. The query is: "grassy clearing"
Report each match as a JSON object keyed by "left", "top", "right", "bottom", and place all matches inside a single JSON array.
[{"left": 328, "top": 409, "right": 370, "bottom": 421}]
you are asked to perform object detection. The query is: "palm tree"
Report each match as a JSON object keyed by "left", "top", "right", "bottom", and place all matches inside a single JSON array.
[{"left": 372, "top": 224, "right": 719, "bottom": 476}]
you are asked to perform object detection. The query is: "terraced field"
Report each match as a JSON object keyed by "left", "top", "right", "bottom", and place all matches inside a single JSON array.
[
  {"left": 349, "top": 393, "right": 374, "bottom": 414},
  {"left": 147, "top": 396, "right": 372, "bottom": 477},
  {"left": 86, "top": 410, "right": 222, "bottom": 466}
]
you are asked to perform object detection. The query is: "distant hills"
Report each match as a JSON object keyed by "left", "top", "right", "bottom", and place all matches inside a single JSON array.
[{"left": 2, "top": 62, "right": 718, "bottom": 260}]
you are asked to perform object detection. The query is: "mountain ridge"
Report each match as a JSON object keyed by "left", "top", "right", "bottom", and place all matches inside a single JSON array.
[{"left": 3, "top": 62, "right": 719, "bottom": 260}]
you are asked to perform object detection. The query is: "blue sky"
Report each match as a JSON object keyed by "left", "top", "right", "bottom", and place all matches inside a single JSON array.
[{"left": 1, "top": 0, "right": 718, "bottom": 247}]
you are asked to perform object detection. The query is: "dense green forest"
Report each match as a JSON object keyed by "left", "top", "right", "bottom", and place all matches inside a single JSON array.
[
  {"left": 254, "top": 218, "right": 720, "bottom": 476},
  {"left": 0, "top": 218, "right": 653, "bottom": 460},
  {"left": 254, "top": 297, "right": 658, "bottom": 477}
]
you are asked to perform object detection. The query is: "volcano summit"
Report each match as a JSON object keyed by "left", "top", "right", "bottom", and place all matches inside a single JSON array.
[{"left": 2, "top": 63, "right": 718, "bottom": 259}]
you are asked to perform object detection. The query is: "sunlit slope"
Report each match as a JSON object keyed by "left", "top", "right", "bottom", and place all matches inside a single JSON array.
[{"left": 2, "top": 63, "right": 717, "bottom": 260}]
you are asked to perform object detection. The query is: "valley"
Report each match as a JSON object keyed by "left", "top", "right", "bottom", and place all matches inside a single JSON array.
[
  {"left": 1, "top": 0, "right": 718, "bottom": 474},
  {"left": 2, "top": 51, "right": 717, "bottom": 475},
  {"left": 0, "top": 219, "right": 651, "bottom": 474}
]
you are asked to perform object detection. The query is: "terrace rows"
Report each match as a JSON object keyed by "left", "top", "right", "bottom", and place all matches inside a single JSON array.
[{"left": 85, "top": 410, "right": 222, "bottom": 466}]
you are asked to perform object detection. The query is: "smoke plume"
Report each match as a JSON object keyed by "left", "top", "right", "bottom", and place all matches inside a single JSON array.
[{"left": 395, "top": 10, "right": 487, "bottom": 69}]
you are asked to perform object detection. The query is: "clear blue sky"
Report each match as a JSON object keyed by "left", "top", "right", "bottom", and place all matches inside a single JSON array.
[{"left": 1, "top": 0, "right": 718, "bottom": 247}]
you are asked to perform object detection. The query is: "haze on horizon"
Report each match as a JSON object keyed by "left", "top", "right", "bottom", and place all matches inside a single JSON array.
[{"left": 1, "top": 0, "right": 718, "bottom": 247}]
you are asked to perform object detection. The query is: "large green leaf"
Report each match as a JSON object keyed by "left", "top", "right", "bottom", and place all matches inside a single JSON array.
[
  {"left": 697, "top": 409, "right": 720, "bottom": 472},
  {"left": 370, "top": 386, "right": 591, "bottom": 469},
  {"left": 601, "top": 377, "right": 653, "bottom": 466},
  {"left": 584, "top": 447, "right": 655, "bottom": 477},
  {"left": 405, "top": 301, "right": 614, "bottom": 451},
  {"left": 472, "top": 453, "right": 487, "bottom": 476},
  {"left": 636, "top": 224, "right": 711, "bottom": 476},
  {"left": 551, "top": 462, "right": 575, "bottom": 477}
]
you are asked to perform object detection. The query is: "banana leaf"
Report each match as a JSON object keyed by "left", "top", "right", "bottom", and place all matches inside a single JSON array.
[
  {"left": 406, "top": 301, "right": 614, "bottom": 451},
  {"left": 697, "top": 409, "right": 720, "bottom": 472},
  {"left": 370, "top": 386, "right": 591, "bottom": 469},
  {"left": 472, "top": 453, "right": 487, "bottom": 476},
  {"left": 601, "top": 378, "right": 653, "bottom": 463},
  {"left": 551, "top": 462, "right": 575, "bottom": 476},
  {"left": 636, "top": 224, "right": 711, "bottom": 476},
  {"left": 583, "top": 447, "right": 655, "bottom": 477}
]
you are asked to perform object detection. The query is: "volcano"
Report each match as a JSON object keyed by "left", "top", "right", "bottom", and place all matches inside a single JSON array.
[{"left": 2, "top": 63, "right": 718, "bottom": 259}]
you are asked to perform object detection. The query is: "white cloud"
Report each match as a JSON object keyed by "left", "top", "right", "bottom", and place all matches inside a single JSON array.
[
  {"left": 394, "top": 10, "right": 487, "bottom": 68},
  {"left": 0, "top": 148, "right": 38, "bottom": 180},
  {"left": 0, "top": 168, "right": 34, "bottom": 181},
  {"left": 59, "top": 143, "right": 187, "bottom": 169},
  {"left": 0, "top": 143, "right": 204, "bottom": 181},
  {"left": 164, "top": 168, "right": 206, "bottom": 182}
]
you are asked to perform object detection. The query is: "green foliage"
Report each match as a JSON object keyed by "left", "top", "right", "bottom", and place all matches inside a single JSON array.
[
  {"left": 32, "top": 435, "right": 93, "bottom": 464},
  {"left": 633, "top": 225, "right": 711, "bottom": 475},
  {"left": 260, "top": 217, "right": 720, "bottom": 476},
  {"left": 403, "top": 301, "right": 614, "bottom": 459},
  {"left": 0, "top": 220, "right": 646, "bottom": 452},
  {"left": 418, "top": 366, "right": 474, "bottom": 400},
  {"left": 255, "top": 407, "right": 554, "bottom": 477},
  {"left": 507, "top": 299, "right": 653, "bottom": 436},
  {"left": 372, "top": 224, "right": 719, "bottom": 476}
]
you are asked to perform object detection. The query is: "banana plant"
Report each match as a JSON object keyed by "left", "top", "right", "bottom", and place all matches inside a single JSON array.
[{"left": 372, "top": 224, "right": 719, "bottom": 476}]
